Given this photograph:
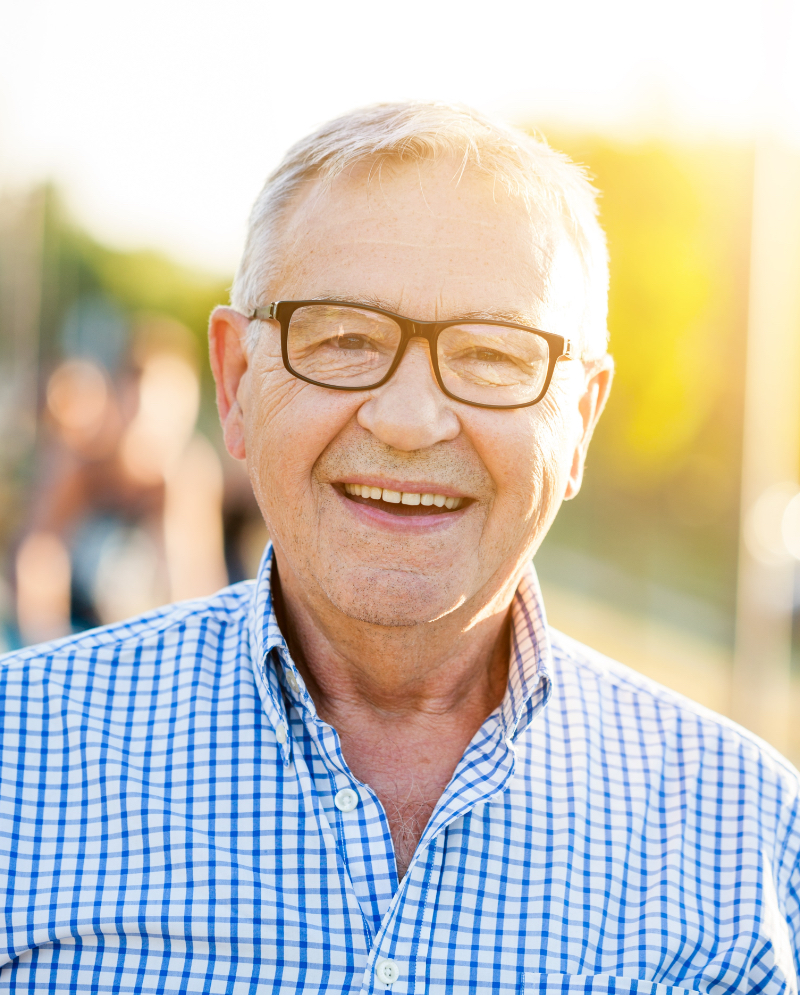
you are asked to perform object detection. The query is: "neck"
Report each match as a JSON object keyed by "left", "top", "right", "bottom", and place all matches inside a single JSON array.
[{"left": 271, "top": 551, "right": 514, "bottom": 725}]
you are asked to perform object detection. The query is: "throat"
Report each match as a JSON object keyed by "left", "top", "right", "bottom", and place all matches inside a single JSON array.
[{"left": 384, "top": 794, "right": 437, "bottom": 879}]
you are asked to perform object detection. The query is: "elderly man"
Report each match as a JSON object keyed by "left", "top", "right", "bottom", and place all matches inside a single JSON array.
[{"left": 1, "top": 103, "right": 799, "bottom": 994}]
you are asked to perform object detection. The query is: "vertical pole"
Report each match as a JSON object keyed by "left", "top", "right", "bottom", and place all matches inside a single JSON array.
[{"left": 732, "top": 138, "right": 800, "bottom": 751}]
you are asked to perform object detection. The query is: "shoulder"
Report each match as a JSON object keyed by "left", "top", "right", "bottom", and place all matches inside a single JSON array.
[
  {"left": 546, "top": 626, "right": 800, "bottom": 821},
  {"left": 0, "top": 581, "right": 255, "bottom": 692},
  {"left": 547, "top": 626, "right": 800, "bottom": 778}
]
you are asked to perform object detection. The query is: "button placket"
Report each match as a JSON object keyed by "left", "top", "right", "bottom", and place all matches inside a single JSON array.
[
  {"left": 329, "top": 774, "right": 397, "bottom": 938},
  {"left": 301, "top": 715, "right": 400, "bottom": 936},
  {"left": 363, "top": 834, "right": 442, "bottom": 994}
]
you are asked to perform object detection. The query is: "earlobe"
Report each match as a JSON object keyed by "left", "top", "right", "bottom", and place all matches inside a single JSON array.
[
  {"left": 222, "top": 400, "right": 247, "bottom": 461},
  {"left": 208, "top": 306, "right": 251, "bottom": 462},
  {"left": 563, "top": 436, "right": 588, "bottom": 500}
]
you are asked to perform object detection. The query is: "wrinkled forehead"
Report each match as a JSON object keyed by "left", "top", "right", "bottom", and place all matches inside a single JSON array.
[{"left": 270, "top": 159, "right": 586, "bottom": 334}]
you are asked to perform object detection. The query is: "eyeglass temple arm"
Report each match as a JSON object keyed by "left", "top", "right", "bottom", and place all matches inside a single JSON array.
[{"left": 250, "top": 303, "right": 278, "bottom": 320}]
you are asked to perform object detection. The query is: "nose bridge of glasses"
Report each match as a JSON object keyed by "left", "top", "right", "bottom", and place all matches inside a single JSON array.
[
  {"left": 391, "top": 321, "right": 440, "bottom": 385},
  {"left": 405, "top": 319, "right": 439, "bottom": 347}
]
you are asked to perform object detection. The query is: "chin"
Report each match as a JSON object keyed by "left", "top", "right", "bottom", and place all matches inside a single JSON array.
[{"left": 322, "top": 566, "right": 466, "bottom": 628}]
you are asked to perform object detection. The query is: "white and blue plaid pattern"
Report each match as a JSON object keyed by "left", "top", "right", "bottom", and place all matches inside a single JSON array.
[{"left": 1, "top": 545, "right": 799, "bottom": 994}]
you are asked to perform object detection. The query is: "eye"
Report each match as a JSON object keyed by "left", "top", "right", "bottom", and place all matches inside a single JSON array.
[
  {"left": 334, "top": 334, "right": 374, "bottom": 351},
  {"left": 458, "top": 346, "right": 516, "bottom": 364},
  {"left": 470, "top": 348, "right": 506, "bottom": 363}
]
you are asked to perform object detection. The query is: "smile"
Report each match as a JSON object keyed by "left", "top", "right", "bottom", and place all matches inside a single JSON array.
[{"left": 339, "top": 482, "right": 468, "bottom": 517}]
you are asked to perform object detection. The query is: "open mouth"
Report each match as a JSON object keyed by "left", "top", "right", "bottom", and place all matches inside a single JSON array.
[{"left": 339, "top": 482, "right": 468, "bottom": 516}]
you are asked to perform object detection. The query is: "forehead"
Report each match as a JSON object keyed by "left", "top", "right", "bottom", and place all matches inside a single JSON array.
[{"left": 272, "top": 159, "right": 581, "bottom": 329}]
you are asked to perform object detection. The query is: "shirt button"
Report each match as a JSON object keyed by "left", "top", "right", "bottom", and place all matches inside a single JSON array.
[
  {"left": 334, "top": 787, "right": 359, "bottom": 813},
  {"left": 275, "top": 723, "right": 287, "bottom": 744},
  {"left": 375, "top": 958, "right": 400, "bottom": 985},
  {"left": 285, "top": 671, "right": 299, "bottom": 692}
]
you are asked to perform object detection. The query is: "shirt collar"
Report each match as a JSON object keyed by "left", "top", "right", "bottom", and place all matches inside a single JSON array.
[
  {"left": 248, "top": 543, "right": 552, "bottom": 750},
  {"left": 247, "top": 544, "right": 296, "bottom": 766},
  {"left": 248, "top": 541, "right": 288, "bottom": 666},
  {"left": 499, "top": 562, "right": 553, "bottom": 742}
]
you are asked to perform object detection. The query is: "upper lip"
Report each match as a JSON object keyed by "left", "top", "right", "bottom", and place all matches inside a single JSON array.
[{"left": 334, "top": 478, "right": 470, "bottom": 499}]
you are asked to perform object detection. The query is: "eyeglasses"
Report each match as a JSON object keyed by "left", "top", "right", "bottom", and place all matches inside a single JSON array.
[{"left": 248, "top": 300, "right": 572, "bottom": 410}]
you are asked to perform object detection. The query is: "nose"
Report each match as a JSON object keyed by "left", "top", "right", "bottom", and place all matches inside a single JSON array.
[{"left": 356, "top": 339, "right": 461, "bottom": 451}]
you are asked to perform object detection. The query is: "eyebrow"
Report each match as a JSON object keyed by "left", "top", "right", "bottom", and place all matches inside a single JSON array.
[{"left": 300, "top": 294, "right": 541, "bottom": 329}]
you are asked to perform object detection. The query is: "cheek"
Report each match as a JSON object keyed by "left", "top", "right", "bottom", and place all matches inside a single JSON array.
[
  {"left": 242, "top": 365, "right": 360, "bottom": 518},
  {"left": 532, "top": 381, "right": 586, "bottom": 507},
  {"left": 474, "top": 393, "right": 579, "bottom": 522}
]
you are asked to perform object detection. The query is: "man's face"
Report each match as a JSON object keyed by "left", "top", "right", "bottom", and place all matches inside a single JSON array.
[{"left": 214, "top": 160, "right": 609, "bottom": 627}]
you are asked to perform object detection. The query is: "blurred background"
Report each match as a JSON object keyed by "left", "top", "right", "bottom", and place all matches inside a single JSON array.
[{"left": 1, "top": 0, "right": 799, "bottom": 762}]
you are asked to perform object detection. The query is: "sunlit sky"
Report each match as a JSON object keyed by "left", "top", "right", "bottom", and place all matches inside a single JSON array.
[{"left": 1, "top": 0, "right": 798, "bottom": 274}]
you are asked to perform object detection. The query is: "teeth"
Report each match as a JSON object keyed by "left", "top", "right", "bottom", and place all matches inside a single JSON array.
[{"left": 344, "top": 484, "right": 463, "bottom": 510}]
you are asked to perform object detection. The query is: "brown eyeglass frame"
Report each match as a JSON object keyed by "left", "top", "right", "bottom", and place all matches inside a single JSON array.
[{"left": 249, "top": 299, "right": 573, "bottom": 410}]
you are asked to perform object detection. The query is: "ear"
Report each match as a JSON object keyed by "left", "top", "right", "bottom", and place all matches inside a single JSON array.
[
  {"left": 208, "top": 306, "right": 252, "bottom": 461},
  {"left": 563, "top": 356, "right": 614, "bottom": 500}
]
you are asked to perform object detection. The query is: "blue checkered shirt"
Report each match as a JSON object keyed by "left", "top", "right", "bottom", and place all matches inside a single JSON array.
[{"left": 1, "top": 546, "right": 799, "bottom": 994}]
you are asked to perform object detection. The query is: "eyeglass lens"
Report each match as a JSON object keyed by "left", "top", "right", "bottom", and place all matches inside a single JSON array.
[{"left": 286, "top": 304, "right": 550, "bottom": 405}]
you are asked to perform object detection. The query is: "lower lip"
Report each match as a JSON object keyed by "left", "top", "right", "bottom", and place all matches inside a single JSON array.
[{"left": 334, "top": 488, "right": 468, "bottom": 532}]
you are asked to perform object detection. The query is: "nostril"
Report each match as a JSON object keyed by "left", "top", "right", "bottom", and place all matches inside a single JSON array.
[{"left": 357, "top": 404, "right": 459, "bottom": 451}]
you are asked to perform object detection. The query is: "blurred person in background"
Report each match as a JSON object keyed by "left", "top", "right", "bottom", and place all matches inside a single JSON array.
[
  {"left": 1, "top": 102, "right": 798, "bottom": 994},
  {"left": 14, "top": 317, "right": 228, "bottom": 644}
]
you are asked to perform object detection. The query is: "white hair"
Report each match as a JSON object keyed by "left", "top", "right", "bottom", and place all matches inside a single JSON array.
[{"left": 231, "top": 101, "right": 609, "bottom": 358}]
